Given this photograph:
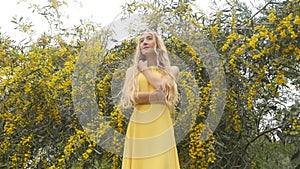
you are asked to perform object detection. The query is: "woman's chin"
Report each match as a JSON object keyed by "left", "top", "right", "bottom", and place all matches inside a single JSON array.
[{"left": 142, "top": 51, "right": 155, "bottom": 57}]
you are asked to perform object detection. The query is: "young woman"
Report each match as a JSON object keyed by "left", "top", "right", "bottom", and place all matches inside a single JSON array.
[{"left": 120, "top": 31, "right": 180, "bottom": 169}]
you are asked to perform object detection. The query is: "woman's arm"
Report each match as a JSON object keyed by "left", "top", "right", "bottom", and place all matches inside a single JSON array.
[
  {"left": 138, "top": 60, "right": 179, "bottom": 89},
  {"left": 133, "top": 90, "right": 165, "bottom": 105},
  {"left": 138, "top": 60, "right": 163, "bottom": 89}
]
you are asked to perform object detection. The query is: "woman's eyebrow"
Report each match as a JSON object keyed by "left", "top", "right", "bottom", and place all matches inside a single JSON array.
[{"left": 139, "top": 35, "right": 152, "bottom": 42}]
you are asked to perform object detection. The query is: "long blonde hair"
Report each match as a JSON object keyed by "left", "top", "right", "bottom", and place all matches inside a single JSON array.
[{"left": 119, "top": 31, "right": 179, "bottom": 108}]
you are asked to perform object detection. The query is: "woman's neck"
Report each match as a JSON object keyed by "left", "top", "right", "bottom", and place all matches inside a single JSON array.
[{"left": 146, "top": 54, "right": 157, "bottom": 66}]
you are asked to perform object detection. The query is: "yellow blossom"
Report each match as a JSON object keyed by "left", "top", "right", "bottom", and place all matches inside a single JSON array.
[
  {"left": 269, "top": 11, "right": 276, "bottom": 24},
  {"left": 4, "top": 121, "right": 15, "bottom": 135},
  {"left": 275, "top": 71, "right": 286, "bottom": 85},
  {"left": 269, "top": 32, "right": 277, "bottom": 43},
  {"left": 280, "top": 30, "right": 287, "bottom": 38},
  {"left": 82, "top": 152, "right": 89, "bottom": 160},
  {"left": 222, "top": 43, "right": 229, "bottom": 52},
  {"left": 235, "top": 47, "right": 244, "bottom": 55},
  {"left": 294, "top": 15, "right": 300, "bottom": 24},
  {"left": 249, "top": 34, "right": 259, "bottom": 48},
  {"left": 290, "top": 31, "right": 297, "bottom": 39},
  {"left": 252, "top": 54, "right": 261, "bottom": 60},
  {"left": 259, "top": 31, "right": 268, "bottom": 38}
]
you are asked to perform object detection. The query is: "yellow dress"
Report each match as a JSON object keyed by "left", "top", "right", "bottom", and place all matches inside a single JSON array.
[{"left": 122, "top": 67, "right": 181, "bottom": 169}]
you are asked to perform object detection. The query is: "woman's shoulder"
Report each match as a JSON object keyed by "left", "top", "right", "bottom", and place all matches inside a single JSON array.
[
  {"left": 170, "top": 66, "right": 179, "bottom": 77},
  {"left": 124, "top": 67, "right": 136, "bottom": 79},
  {"left": 126, "top": 67, "right": 135, "bottom": 74},
  {"left": 170, "top": 66, "right": 179, "bottom": 72}
]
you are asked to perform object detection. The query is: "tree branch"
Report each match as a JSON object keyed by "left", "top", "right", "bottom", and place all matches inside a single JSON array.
[
  {"left": 244, "top": 125, "right": 282, "bottom": 151},
  {"left": 247, "top": 0, "right": 273, "bottom": 22}
]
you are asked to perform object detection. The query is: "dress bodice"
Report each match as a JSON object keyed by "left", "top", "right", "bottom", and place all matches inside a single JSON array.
[{"left": 137, "top": 67, "right": 163, "bottom": 92}]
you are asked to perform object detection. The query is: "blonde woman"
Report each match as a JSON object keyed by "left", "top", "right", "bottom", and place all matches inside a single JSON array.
[{"left": 120, "top": 31, "right": 180, "bottom": 169}]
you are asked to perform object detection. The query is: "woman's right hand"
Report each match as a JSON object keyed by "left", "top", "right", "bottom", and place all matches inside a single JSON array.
[{"left": 138, "top": 60, "right": 148, "bottom": 72}]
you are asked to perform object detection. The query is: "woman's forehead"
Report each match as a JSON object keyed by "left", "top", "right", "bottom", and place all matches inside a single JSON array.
[{"left": 140, "top": 32, "right": 153, "bottom": 38}]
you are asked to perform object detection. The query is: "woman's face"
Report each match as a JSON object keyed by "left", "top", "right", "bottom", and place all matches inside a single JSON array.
[{"left": 139, "top": 33, "right": 156, "bottom": 56}]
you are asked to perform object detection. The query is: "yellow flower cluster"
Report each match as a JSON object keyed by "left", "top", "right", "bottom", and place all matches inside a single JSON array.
[
  {"left": 82, "top": 147, "right": 93, "bottom": 160},
  {"left": 164, "top": 36, "right": 219, "bottom": 167},
  {"left": 57, "top": 128, "right": 95, "bottom": 167},
  {"left": 0, "top": 138, "right": 10, "bottom": 155},
  {"left": 96, "top": 73, "right": 112, "bottom": 114},
  {"left": 64, "top": 129, "right": 89, "bottom": 159},
  {"left": 4, "top": 121, "right": 15, "bottom": 135},
  {"left": 275, "top": 70, "right": 286, "bottom": 85},
  {"left": 283, "top": 117, "right": 300, "bottom": 136},
  {"left": 249, "top": 33, "right": 259, "bottom": 49},
  {"left": 189, "top": 123, "right": 216, "bottom": 168},
  {"left": 268, "top": 10, "right": 276, "bottom": 24},
  {"left": 177, "top": 71, "right": 200, "bottom": 128},
  {"left": 222, "top": 33, "right": 239, "bottom": 52},
  {"left": 226, "top": 88, "right": 242, "bottom": 132}
]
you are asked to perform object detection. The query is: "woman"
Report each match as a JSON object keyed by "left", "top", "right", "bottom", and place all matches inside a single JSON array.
[{"left": 120, "top": 31, "right": 180, "bottom": 169}]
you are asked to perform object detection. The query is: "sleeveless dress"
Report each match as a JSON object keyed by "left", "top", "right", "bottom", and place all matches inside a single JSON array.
[{"left": 122, "top": 67, "right": 180, "bottom": 169}]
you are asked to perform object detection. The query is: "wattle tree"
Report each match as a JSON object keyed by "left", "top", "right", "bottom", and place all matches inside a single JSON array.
[{"left": 0, "top": 0, "right": 299, "bottom": 168}]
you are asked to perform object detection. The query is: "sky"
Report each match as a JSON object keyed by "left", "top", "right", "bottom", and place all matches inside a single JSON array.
[
  {"left": 0, "top": 0, "right": 264, "bottom": 42},
  {"left": 0, "top": 0, "right": 129, "bottom": 41}
]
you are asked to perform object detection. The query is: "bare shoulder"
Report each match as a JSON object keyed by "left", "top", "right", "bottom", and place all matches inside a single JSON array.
[
  {"left": 126, "top": 67, "right": 134, "bottom": 74},
  {"left": 125, "top": 67, "right": 135, "bottom": 79},
  {"left": 170, "top": 66, "right": 179, "bottom": 77}
]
